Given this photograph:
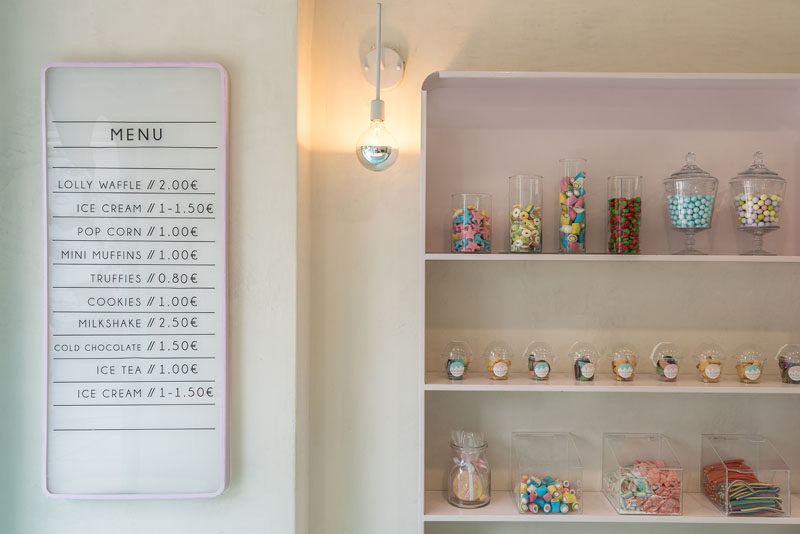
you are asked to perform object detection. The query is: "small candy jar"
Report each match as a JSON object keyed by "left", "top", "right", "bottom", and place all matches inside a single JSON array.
[
  {"left": 558, "top": 158, "right": 587, "bottom": 253},
  {"left": 448, "top": 430, "right": 491, "bottom": 508},
  {"left": 607, "top": 176, "right": 643, "bottom": 254},
  {"left": 509, "top": 175, "right": 543, "bottom": 253},
  {"left": 442, "top": 341, "right": 472, "bottom": 380},
  {"left": 609, "top": 343, "right": 638, "bottom": 381},
  {"left": 694, "top": 343, "right": 725, "bottom": 383},
  {"left": 729, "top": 152, "right": 786, "bottom": 255},
  {"left": 484, "top": 341, "right": 512, "bottom": 380},
  {"left": 664, "top": 152, "right": 718, "bottom": 255},
  {"left": 733, "top": 345, "right": 764, "bottom": 384},
  {"left": 776, "top": 344, "right": 800, "bottom": 384},
  {"left": 650, "top": 342, "right": 681, "bottom": 382},
  {"left": 524, "top": 341, "right": 555, "bottom": 381},
  {"left": 451, "top": 193, "right": 492, "bottom": 253},
  {"left": 568, "top": 341, "right": 599, "bottom": 382}
]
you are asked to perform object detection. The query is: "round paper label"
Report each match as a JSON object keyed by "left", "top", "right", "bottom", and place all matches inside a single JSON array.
[
  {"left": 533, "top": 362, "right": 550, "bottom": 378},
  {"left": 704, "top": 363, "right": 721, "bottom": 380},
  {"left": 580, "top": 362, "right": 595, "bottom": 379},
  {"left": 448, "top": 360, "right": 465, "bottom": 378},
  {"left": 744, "top": 364, "right": 761, "bottom": 381},
  {"left": 617, "top": 363, "right": 633, "bottom": 379},
  {"left": 663, "top": 363, "right": 679, "bottom": 380},
  {"left": 788, "top": 366, "right": 800, "bottom": 382},
  {"left": 492, "top": 361, "right": 509, "bottom": 378}
]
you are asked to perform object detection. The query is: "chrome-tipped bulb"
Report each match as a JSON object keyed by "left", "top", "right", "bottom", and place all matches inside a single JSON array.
[{"left": 356, "top": 120, "right": 398, "bottom": 171}]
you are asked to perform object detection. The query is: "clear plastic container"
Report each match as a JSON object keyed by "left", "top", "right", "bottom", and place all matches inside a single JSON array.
[
  {"left": 701, "top": 434, "right": 790, "bottom": 517},
  {"left": 729, "top": 152, "right": 786, "bottom": 256},
  {"left": 732, "top": 344, "right": 764, "bottom": 384},
  {"left": 602, "top": 433, "right": 683, "bottom": 515},
  {"left": 558, "top": 158, "right": 587, "bottom": 253},
  {"left": 511, "top": 432, "right": 584, "bottom": 515},
  {"left": 524, "top": 341, "right": 555, "bottom": 381},
  {"left": 448, "top": 430, "right": 490, "bottom": 508},
  {"left": 509, "top": 175, "right": 543, "bottom": 253},
  {"left": 664, "top": 152, "right": 718, "bottom": 255},
  {"left": 607, "top": 176, "right": 643, "bottom": 254},
  {"left": 569, "top": 341, "right": 600, "bottom": 382},
  {"left": 776, "top": 344, "right": 800, "bottom": 384},
  {"left": 442, "top": 340, "right": 472, "bottom": 380},
  {"left": 650, "top": 342, "right": 681, "bottom": 382},
  {"left": 609, "top": 343, "right": 639, "bottom": 381},
  {"left": 451, "top": 193, "right": 492, "bottom": 253},
  {"left": 483, "top": 341, "right": 512, "bottom": 380},
  {"left": 694, "top": 343, "right": 726, "bottom": 383}
]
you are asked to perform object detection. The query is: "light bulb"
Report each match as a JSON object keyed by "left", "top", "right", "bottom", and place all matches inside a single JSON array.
[{"left": 356, "top": 119, "right": 398, "bottom": 171}]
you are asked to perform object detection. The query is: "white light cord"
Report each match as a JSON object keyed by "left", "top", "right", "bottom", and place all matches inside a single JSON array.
[{"left": 375, "top": 3, "right": 382, "bottom": 102}]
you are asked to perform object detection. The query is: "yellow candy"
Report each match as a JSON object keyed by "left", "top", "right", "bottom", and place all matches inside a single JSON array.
[
  {"left": 561, "top": 216, "right": 570, "bottom": 225},
  {"left": 559, "top": 193, "right": 567, "bottom": 204},
  {"left": 565, "top": 493, "right": 577, "bottom": 504},
  {"left": 571, "top": 222, "right": 582, "bottom": 234},
  {"left": 547, "top": 485, "right": 557, "bottom": 494}
]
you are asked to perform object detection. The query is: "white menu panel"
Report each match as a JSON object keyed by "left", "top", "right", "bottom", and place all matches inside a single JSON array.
[{"left": 43, "top": 64, "right": 228, "bottom": 498}]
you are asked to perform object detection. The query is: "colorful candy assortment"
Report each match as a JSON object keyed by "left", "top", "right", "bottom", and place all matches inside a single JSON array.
[
  {"left": 517, "top": 475, "right": 581, "bottom": 514},
  {"left": 484, "top": 342, "right": 512, "bottom": 380},
  {"left": 777, "top": 345, "right": 800, "bottom": 384},
  {"left": 509, "top": 204, "right": 541, "bottom": 253},
  {"left": 452, "top": 206, "right": 491, "bottom": 253},
  {"left": 525, "top": 341, "right": 555, "bottom": 381},
  {"left": 443, "top": 341, "right": 472, "bottom": 381},
  {"left": 608, "top": 197, "right": 641, "bottom": 254},
  {"left": 702, "top": 460, "right": 783, "bottom": 516},
  {"left": 668, "top": 194, "right": 714, "bottom": 228},
  {"left": 655, "top": 354, "right": 679, "bottom": 382},
  {"left": 604, "top": 460, "right": 682, "bottom": 515},
  {"left": 734, "top": 346, "right": 763, "bottom": 384},
  {"left": 559, "top": 171, "right": 586, "bottom": 252},
  {"left": 734, "top": 193, "right": 782, "bottom": 228},
  {"left": 610, "top": 345, "right": 638, "bottom": 381}
]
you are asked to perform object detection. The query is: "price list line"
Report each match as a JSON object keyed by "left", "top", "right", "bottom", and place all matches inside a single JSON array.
[
  {"left": 51, "top": 166, "right": 215, "bottom": 171},
  {"left": 52, "top": 286, "right": 214, "bottom": 289},
  {"left": 52, "top": 263, "right": 215, "bottom": 266},
  {"left": 53, "top": 357, "right": 216, "bottom": 360},
  {"left": 52, "top": 310, "right": 216, "bottom": 314},
  {"left": 52, "top": 146, "right": 218, "bottom": 149},
  {"left": 52, "top": 191, "right": 215, "bottom": 195},
  {"left": 52, "top": 428, "right": 216, "bottom": 432},
  {"left": 52, "top": 333, "right": 216, "bottom": 337},
  {"left": 52, "top": 216, "right": 215, "bottom": 220},
  {"left": 52, "top": 240, "right": 216, "bottom": 243},
  {"left": 53, "top": 403, "right": 216, "bottom": 407},
  {"left": 52, "top": 120, "right": 217, "bottom": 124},
  {"left": 52, "top": 380, "right": 215, "bottom": 384}
]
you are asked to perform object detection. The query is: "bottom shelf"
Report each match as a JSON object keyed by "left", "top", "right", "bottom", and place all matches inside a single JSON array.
[{"left": 424, "top": 491, "right": 800, "bottom": 524}]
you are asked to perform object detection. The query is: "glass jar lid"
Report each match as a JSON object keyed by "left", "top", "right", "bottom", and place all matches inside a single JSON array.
[
  {"left": 664, "top": 152, "right": 718, "bottom": 185},
  {"left": 730, "top": 151, "right": 785, "bottom": 185}
]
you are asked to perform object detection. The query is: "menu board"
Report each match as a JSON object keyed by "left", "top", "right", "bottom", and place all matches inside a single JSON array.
[{"left": 42, "top": 64, "right": 228, "bottom": 498}]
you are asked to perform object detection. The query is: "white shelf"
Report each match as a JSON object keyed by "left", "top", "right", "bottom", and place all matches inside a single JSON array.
[
  {"left": 424, "top": 372, "right": 800, "bottom": 393},
  {"left": 424, "top": 490, "right": 800, "bottom": 524},
  {"left": 425, "top": 253, "right": 800, "bottom": 263}
]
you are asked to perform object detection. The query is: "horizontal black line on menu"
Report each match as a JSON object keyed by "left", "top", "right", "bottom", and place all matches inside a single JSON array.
[
  {"left": 52, "top": 427, "right": 216, "bottom": 431},
  {"left": 53, "top": 403, "right": 215, "bottom": 407},
  {"left": 52, "top": 379, "right": 215, "bottom": 383},
  {"left": 52, "top": 310, "right": 216, "bottom": 314},
  {"left": 53, "top": 356, "right": 216, "bottom": 360},
  {"left": 52, "top": 333, "right": 216, "bottom": 337},
  {"left": 52, "top": 263, "right": 215, "bottom": 266},
  {"left": 51, "top": 191, "right": 215, "bottom": 195},
  {"left": 51, "top": 286, "right": 214, "bottom": 289},
  {"left": 51, "top": 166, "right": 215, "bottom": 171},
  {"left": 51, "top": 240, "right": 215, "bottom": 243},
  {"left": 52, "top": 216, "right": 215, "bottom": 220},
  {"left": 52, "top": 146, "right": 218, "bottom": 149},
  {"left": 52, "top": 120, "right": 217, "bottom": 124}
]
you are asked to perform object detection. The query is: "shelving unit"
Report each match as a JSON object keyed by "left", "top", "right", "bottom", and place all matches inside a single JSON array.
[{"left": 419, "top": 72, "right": 800, "bottom": 532}]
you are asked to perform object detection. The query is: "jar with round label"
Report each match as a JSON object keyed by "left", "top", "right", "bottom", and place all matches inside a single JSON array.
[
  {"left": 568, "top": 341, "right": 600, "bottom": 382},
  {"left": 443, "top": 340, "right": 472, "bottom": 381},
  {"left": 524, "top": 341, "right": 555, "bottom": 381},
  {"left": 776, "top": 344, "right": 800, "bottom": 384},
  {"left": 734, "top": 344, "right": 764, "bottom": 384},
  {"left": 650, "top": 342, "right": 682, "bottom": 382},
  {"left": 483, "top": 341, "right": 512, "bottom": 380},
  {"left": 693, "top": 343, "right": 725, "bottom": 383},
  {"left": 610, "top": 343, "right": 639, "bottom": 382}
]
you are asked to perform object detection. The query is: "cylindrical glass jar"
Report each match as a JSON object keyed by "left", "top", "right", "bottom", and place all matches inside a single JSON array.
[
  {"left": 524, "top": 341, "right": 555, "bottom": 381},
  {"left": 733, "top": 345, "right": 764, "bottom": 384},
  {"left": 650, "top": 342, "right": 681, "bottom": 382},
  {"left": 694, "top": 343, "right": 725, "bottom": 383},
  {"left": 558, "top": 158, "right": 587, "bottom": 253},
  {"left": 442, "top": 341, "right": 472, "bottom": 380},
  {"left": 776, "top": 344, "right": 800, "bottom": 384},
  {"left": 607, "top": 176, "right": 642, "bottom": 254},
  {"left": 448, "top": 430, "right": 491, "bottom": 508},
  {"left": 483, "top": 341, "right": 512, "bottom": 380},
  {"left": 509, "top": 175, "right": 543, "bottom": 253},
  {"left": 664, "top": 152, "right": 718, "bottom": 255},
  {"left": 451, "top": 193, "right": 492, "bottom": 253},
  {"left": 609, "top": 343, "right": 639, "bottom": 381},
  {"left": 569, "top": 341, "right": 599, "bottom": 382}
]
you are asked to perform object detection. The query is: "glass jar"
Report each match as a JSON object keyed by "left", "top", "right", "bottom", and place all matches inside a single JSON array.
[
  {"left": 650, "top": 342, "right": 681, "bottom": 382},
  {"left": 607, "top": 176, "right": 643, "bottom": 254},
  {"left": 609, "top": 343, "right": 639, "bottom": 381},
  {"left": 558, "top": 158, "right": 587, "bottom": 253},
  {"left": 442, "top": 340, "right": 472, "bottom": 380},
  {"left": 776, "top": 344, "right": 800, "bottom": 384},
  {"left": 448, "top": 430, "right": 491, "bottom": 508},
  {"left": 569, "top": 341, "right": 599, "bottom": 382},
  {"left": 729, "top": 152, "right": 786, "bottom": 255},
  {"left": 509, "top": 175, "right": 543, "bottom": 253},
  {"left": 733, "top": 345, "right": 764, "bottom": 384},
  {"left": 451, "top": 193, "right": 492, "bottom": 253},
  {"left": 524, "top": 341, "right": 555, "bottom": 381},
  {"left": 483, "top": 341, "right": 512, "bottom": 380},
  {"left": 694, "top": 343, "right": 725, "bottom": 383},
  {"left": 664, "top": 152, "right": 718, "bottom": 255}
]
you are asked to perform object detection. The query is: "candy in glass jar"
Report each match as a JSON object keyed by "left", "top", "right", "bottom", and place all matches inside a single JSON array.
[
  {"left": 650, "top": 342, "right": 681, "bottom": 382},
  {"left": 569, "top": 341, "right": 599, "bottom": 382},
  {"left": 694, "top": 343, "right": 725, "bottom": 383},
  {"left": 448, "top": 430, "right": 490, "bottom": 508},
  {"left": 733, "top": 344, "right": 764, "bottom": 384},
  {"left": 451, "top": 193, "right": 491, "bottom": 253},
  {"left": 558, "top": 158, "right": 587, "bottom": 253},
  {"left": 483, "top": 341, "right": 512, "bottom": 380},
  {"left": 609, "top": 343, "right": 639, "bottom": 381},
  {"left": 607, "top": 176, "right": 643, "bottom": 254},
  {"left": 663, "top": 152, "right": 718, "bottom": 255},
  {"left": 442, "top": 341, "right": 472, "bottom": 380},
  {"left": 776, "top": 344, "right": 800, "bottom": 384},
  {"left": 525, "top": 341, "right": 555, "bottom": 381},
  {"left": 509, "top": 175, "right": 543, "bottom": 253}
]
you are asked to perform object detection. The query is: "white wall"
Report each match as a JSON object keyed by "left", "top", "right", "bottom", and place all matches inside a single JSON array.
[{"left": 0, "top": 1, "right": 299, "bottom": 532}]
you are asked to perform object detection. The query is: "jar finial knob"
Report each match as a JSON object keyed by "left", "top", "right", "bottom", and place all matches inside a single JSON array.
[
  {"left": 686, "top": 152, "right": 696, "bottom": 166},
  {"left": 753, "top": 151, "right": 765, "bottom": 167}
]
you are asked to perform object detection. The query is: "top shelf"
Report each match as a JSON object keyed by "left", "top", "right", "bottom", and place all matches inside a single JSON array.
[{"left": 425, "top": 253, "right": 800, "bottom": 263}]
